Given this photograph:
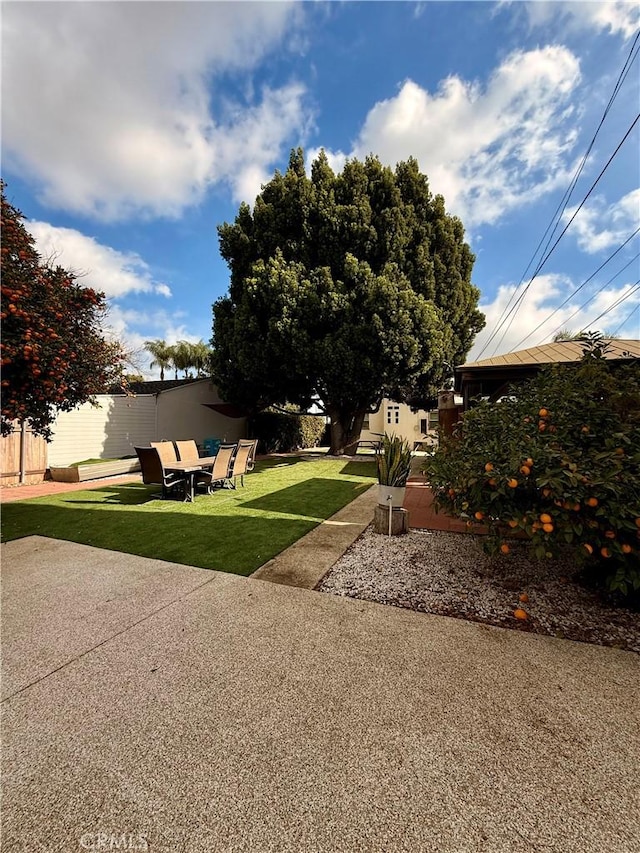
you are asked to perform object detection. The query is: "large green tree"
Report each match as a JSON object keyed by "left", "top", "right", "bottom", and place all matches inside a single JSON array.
[
  {"left": 212, "top": 149, "right": 485, "bottom": 454},
  {"left": 1, "top": 183, "right": 125, "bottom": 439}
]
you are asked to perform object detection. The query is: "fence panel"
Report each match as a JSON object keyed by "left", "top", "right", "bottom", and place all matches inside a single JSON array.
[{"left": 0, "top": 421, "right": 48, "bottom": 486}]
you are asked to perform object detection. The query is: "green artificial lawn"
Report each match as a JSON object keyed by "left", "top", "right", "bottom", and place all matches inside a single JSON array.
[{"left": 1, "top": 457, "right": 376, "bottom": 575}]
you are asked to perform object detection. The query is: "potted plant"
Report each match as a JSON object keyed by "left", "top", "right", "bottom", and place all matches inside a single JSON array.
[{"left": 376, "top": 433, "right": 413, "bottom": 507}]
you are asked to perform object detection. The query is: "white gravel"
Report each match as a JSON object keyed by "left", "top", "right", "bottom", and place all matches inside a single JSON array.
[{"left": 318, "top": 526, "right": 640, "bottom": 653}]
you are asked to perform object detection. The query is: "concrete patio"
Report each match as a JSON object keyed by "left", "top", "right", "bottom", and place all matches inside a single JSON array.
[{"left": 2, "top": 535, "right": 639, "bottom": 852}]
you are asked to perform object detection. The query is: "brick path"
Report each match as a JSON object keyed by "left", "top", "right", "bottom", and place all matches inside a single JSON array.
[{"left": 0, "top": 474, "right": 142, "bottom": 504}]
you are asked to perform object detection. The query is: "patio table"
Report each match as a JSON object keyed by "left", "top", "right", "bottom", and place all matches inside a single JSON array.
[{"left": 165, "top": 455, "right": 218, "bottom": 502}]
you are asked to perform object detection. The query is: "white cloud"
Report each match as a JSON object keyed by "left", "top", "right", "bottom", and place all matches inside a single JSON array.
[
  {"left": 2, "top": 2, "right": 309, "bottom": 219},
  {"left": 318, "top": 46, "right": 582, "bottom": 227},
  {"left": 27, "top": 221, "right": 171, "bottom": 299},
  {"left": 517, "top": 1, "right": 640, "bottom": 40},
  {"left": 562, "top": 188, "right": 640, "bottom": 253},
  {"left": 468, "top": 273, "right": 640, "bottom": 360}
]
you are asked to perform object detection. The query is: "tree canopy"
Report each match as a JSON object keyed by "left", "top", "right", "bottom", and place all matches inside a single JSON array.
[
  {"left": 1, "top": 183, "right": 125, "bottom": 439},
  {"left": 212, "top": 149, "right": 485, "bottom": 454}
]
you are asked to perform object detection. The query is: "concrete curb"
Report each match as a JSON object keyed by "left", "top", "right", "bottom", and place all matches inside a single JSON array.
[{"left": 250, "top": 483, "right": 378, "bottom": 589}]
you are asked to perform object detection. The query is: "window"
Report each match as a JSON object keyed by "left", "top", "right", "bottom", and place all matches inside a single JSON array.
[
  {"left": 362, "top": 414, "right": 370, "bottom": 429},
  {"left": 386, "top": 405, "right": 400, "bottom": 425},
  {"left": 420, "top": 418, "right": 427, "bottom": 434}
]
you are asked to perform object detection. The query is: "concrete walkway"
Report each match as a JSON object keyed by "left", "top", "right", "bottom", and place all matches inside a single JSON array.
[{"left": 2, "top": 536, "right": 639, "bottom": 853}]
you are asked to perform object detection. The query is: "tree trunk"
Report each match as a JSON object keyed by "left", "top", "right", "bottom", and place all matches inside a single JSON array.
[{"left": 327, "top": 407, "right": 366, "bottom": 456}]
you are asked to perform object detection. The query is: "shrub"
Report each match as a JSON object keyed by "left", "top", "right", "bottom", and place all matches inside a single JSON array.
[
  {"left": 250, "top": 407, "right": 326, "bottom": 453},
  {"left": 376, "top": 433, "right": 413, "bottom": 486},
  {"left": 424, "top": 337, "right": 640, "bottom": 598}
]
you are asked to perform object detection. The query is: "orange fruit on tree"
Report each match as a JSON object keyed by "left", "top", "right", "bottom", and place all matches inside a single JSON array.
[
  {"left": 538, "top": 422, "right": 546, "bottom": 431},
  {"left": 600, "top": 547, "right": 611, "bottom": 559},
  {"left": 500, "top": 543, "right": 510, "bottom": 554},
  {"left": 583, "top": 543, "right": 593, "bottom": 555},
  {"left": 508, "top": 519, "right": 519, "bottom": 528},
  {"left": 586, "top": 497, "right": 598, "bottom": 507},
  {"left": 604, "top": 530, "right": 616, "bottom": 539},
  {"left": 542, "top": 523, "right": 554, "bottom": 533},
  {"left": 513, "top": 608, "right": 528, "bottom": 620},
  {"left": 484, "top": 462, "right": 494, "bottom": 472},
  {"left": 474, "top": 511, "right": 484, "bottom": 521},
  {"left": 615, "top": 447, "right": 625, "bottom": 456},
  {"left": 539, "top": 408, "right": 549, "bottom": 417},
  {"left": 622, "top": 544, "right": 632, "bottom": 554},
  {"left": 581, "top": 425, "right": 590, "bottom": 434},
  {"left": 519, "top": 593, "right": 529, "bottom": 603},
  {"left": 525, "top": 458, "right": 534, "bottom": 467},
  {"left": 507, "top": 478, "right": 518, "bottom": 488},
  {"left": 542, "top": 488, "right": 552, "bottom": 497},
  {"left": 635, "top": 518, "right": 640, "bottom": 528},
  {"left": 488, "top": 478, "right": 497, "bottom": 487},
  {"left": 539, "top": 513, "right": 552, "bottom": 524},
  {"left": 520, "top": 465, "right": 531, "bottom": 476}
]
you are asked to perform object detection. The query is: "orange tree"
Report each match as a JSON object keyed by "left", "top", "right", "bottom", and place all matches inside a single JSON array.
[
  {"left": 425, "top": 336, "right": 640, "bottom": 598},
  {"left": 1, "top": 183, "right": 125, "bottom": 439}
]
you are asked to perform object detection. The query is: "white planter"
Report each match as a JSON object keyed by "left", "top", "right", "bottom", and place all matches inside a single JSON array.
[{"left": 377, "top": 485, "right": 406, "bottom": 508}]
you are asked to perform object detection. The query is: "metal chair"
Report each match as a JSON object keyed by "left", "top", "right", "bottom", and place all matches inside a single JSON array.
[
  {"left": 150, "top": 440, "right": 178, "bottom": 466},
  {"left": 208, "top": 444, "right": 236, "bottom": 490},
  {"left": 229, "top": 440, "right": 254, "bottom": 488},
  {"left": 175, "top": 439, "right": 200, "bottom": 463},
  {"left": 135, "top": 446, "right": 185, "bottom": 500}
]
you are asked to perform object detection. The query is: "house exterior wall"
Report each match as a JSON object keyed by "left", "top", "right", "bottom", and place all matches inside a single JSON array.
[
  {"left": 155, "top": 381, "right": 246, "bottom": 444},
  {"left": 47, "top": 395, "right": 157, "bottom": 467},
  {"left": 359, "top": 399, "right": 437, "bottom": 447},
  {"left": 45, "top": 380, "right": 247, "bottom": 468}
]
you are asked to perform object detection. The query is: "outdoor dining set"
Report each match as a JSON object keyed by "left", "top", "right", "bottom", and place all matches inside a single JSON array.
[{"left": 134, "top": 439, "right": 258, "bottom": 502}]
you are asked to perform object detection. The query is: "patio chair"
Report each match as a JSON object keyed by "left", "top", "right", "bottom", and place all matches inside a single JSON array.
[
  {"left": 207, "top": 444, "right": 236, "bottom": 491},
  {"left": 135, "top": 446, "right": 185, "bottom": 500},
  {"left": 229, "top": 440, "right": 254, "bottom": 488},
  {"left": 150, "top": 440, "right": 178, "bottom": 466},
  {"left": 175, "top": 439, "right": 200, "bottom": 463},
  {"left": 245, "top": 438, "right": 259, "bottom": 472}
]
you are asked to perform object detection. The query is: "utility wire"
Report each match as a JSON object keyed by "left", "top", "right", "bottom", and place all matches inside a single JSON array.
[
  {"left": 474, "top": 32, "right": 640, "bottom": 360},
  {"left": 488, "top": 111, "right": 640, "bottom": 356},
  {"left": 612, "top": 301, "right": 639, "bottom": 337},
  {"left": 545, "top": 250, "right": 640, "bottom": 343},
  {"left": 512, "top": 227, "right": 640, "bottom": 349},
  {"left": 578, "top": 281, "right": 640, "bottom": 332}
]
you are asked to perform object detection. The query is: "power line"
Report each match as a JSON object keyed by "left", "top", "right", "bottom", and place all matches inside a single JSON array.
[
  {"left": 488, "top": 111, "right": 640, "bottom": 356},
  {"left": 612, "top": 302, "right": 640, "bottom": 337},
  {"left": 545, "top": 251, "right": 640, "bottom": 343},
  {"left": 474, "top": 33, "right": 640, "bottom": 359},
  {"left": 512, "top": 228, "right": 640, "bottom": 349},
  {"left": 578, "top": 281, "right": 640, "bottom": 332}
]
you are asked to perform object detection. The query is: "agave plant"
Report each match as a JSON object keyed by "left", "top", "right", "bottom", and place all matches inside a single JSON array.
[{"left": 376, "top": 433, "right": 413, "bottom": 486}]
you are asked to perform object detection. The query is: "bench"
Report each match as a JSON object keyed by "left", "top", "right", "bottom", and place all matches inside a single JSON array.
[{"left": 356, "top": 440, "right": 382, "bottom": 453}]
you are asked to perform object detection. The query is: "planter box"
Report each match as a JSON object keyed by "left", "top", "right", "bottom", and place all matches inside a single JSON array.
[
  {"left": 49, "top": 458, "right": 140, "bottom": 483},
  {"left": 377, "top": 485, "right": 406, "bottom": 508}
]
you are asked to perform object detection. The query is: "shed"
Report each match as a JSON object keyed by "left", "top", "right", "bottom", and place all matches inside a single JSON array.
[{"left": 455, "top": 339, "right": 640, "bottom": 410}]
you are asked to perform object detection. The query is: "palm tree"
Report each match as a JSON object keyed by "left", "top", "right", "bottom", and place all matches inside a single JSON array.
[
  {"left": 191, "top": 340, "right": 212, "bottom": 377},
  {"left": 144, "top": 339, "right": 173, "bottom": 381},
  {"left": 172, "top": 340, "right": 195, "bottom": 378}
]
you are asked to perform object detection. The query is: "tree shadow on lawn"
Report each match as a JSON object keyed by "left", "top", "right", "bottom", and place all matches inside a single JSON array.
[
  {"left": 0, "top": 500, "right": 313, "bottom": 575},
  {"left": 339, "top": 460, "right": 377, "bottom": 478},
  {"left": 241, "top": 477, "right": 371, "bottom": 517}
]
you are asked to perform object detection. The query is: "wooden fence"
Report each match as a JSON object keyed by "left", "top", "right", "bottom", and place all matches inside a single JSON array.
[{"left": 0, "top": 421, "right": 48, "bottom": 486}]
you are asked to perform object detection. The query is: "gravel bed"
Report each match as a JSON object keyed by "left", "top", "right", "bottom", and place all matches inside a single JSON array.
[{"left": 318, "top": 526, "right": 640, "bottom": 653}]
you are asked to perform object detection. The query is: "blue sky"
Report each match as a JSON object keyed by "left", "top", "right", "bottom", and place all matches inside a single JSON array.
[{"left": 2, "top": 1, "right": 639, "bottom": 377}]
